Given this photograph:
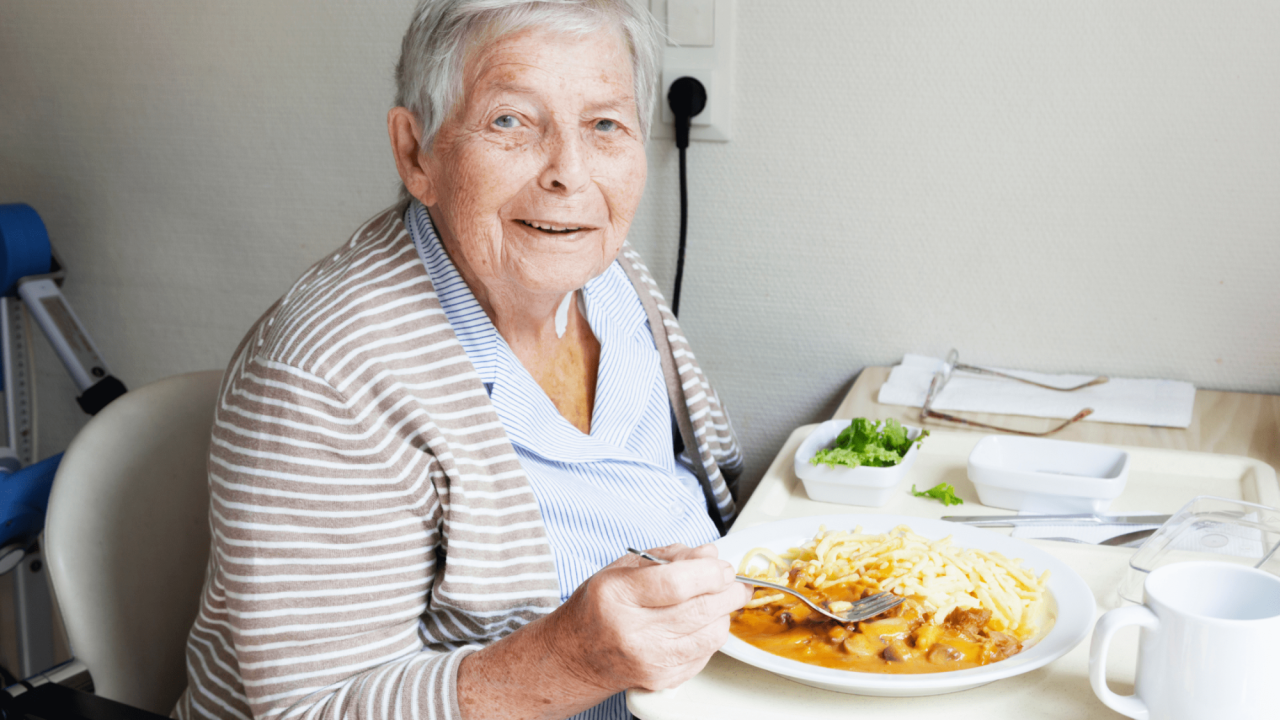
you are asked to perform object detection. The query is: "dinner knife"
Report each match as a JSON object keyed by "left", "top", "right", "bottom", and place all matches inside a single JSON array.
[
  {"left": 1098, "top": 527, "right": 1160, "bottom": 546},
  {"left": 941, "top": 513, "right": 1171, "bottom": 527}
]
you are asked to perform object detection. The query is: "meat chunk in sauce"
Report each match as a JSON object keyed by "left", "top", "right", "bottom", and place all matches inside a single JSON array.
[
  {"left": 986, "top": 630, "right": 1021, "bottom": 661},
  {"left": 943, "top": 607, "right": 992, "bottom": 639}
]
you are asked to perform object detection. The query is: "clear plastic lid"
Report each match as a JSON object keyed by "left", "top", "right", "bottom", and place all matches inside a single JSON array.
[{"left": 1119, "top": 496, "right": 1280, "bottom": 603}]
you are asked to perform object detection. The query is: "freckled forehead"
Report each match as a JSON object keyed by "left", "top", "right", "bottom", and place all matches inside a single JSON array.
[{"left": 465, "top": 26, "right": 635, "bottom": 99}]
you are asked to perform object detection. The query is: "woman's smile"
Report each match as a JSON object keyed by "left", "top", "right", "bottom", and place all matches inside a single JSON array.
[
  {"left": 505, "top": 217, "right": 604, "bottom": 254},
  {"left": 516, "top": 219, "right": 592, "bottom": 234}
]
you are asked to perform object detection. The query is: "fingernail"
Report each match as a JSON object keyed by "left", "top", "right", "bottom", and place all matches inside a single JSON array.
[{"left": 723, "top": 563, "right": 735, "bottom": 585}]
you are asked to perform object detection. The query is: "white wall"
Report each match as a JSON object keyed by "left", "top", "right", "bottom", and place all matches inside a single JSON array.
[{"left": 2, "top": 1, "right": 1277, "bottom": 498}]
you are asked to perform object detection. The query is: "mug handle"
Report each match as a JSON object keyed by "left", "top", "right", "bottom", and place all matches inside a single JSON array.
[{"left": 1089, "top": 605, "right": 1160, "bottom": 719}]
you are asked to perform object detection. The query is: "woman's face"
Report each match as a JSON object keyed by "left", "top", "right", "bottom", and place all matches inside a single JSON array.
[{"left": 417, "top": 25, "right": 647, "bottom": 303}]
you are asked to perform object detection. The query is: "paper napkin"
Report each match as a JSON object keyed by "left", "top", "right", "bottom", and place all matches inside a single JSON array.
[{"left": 878, "top": 354, "right": 1196, "bottom": 428}]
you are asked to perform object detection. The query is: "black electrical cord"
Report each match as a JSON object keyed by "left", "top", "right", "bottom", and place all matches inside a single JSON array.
[
  {"left": 673, "top": 144, "right": 689, "bottom": 318},
  {"left": 667, "top": 77, "right": 706, "bottom": 319}
]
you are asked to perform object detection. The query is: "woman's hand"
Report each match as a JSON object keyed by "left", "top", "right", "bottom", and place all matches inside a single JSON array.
[
  {"left": 456, "top": 543, "right": 750, "bottom": 720},
  {"left": 551, "top": 543, "right": 753, "bottom": 693}
]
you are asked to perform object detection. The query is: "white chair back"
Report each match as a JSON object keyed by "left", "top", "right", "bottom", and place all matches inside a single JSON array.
[{"left": 43, "top": 370, "right": 222, "bottom": 715}]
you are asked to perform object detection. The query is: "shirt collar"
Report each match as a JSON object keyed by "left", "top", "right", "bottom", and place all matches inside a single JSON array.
[
  {"left": 405, "top": 201, "right": 500, "bottom": 386},
  {"left": 405, "top": 200, "right": 656, "bottom": 458}
]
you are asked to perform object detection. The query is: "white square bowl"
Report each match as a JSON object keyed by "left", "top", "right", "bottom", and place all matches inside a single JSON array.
[
  {"left": 793, "top": 419, "right": 924, "bottom": 507},
  {"left": 966, "top": 435, "right": 1129, "bottom": 513}
]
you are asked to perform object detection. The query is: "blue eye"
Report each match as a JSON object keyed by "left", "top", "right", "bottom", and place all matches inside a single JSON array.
[
  {"left": 595, "top": 119, "right": 618, "bottom": 132},
  {"left": 493, "top": 115, "right": 520, "bottom": 129}
]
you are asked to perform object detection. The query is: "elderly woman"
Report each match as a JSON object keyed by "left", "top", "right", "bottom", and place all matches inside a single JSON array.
[{"left": 174, "top": 1, "right": 749, "bottom": 719}]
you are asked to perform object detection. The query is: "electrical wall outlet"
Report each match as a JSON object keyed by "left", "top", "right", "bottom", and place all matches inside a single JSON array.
[{"left": 649, "top": 0, "right": 735, "bottom": 143}]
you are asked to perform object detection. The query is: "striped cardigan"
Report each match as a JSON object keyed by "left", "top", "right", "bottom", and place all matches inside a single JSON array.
[{"left": 174, "top": 203, "right": 742, "bottom": 720}]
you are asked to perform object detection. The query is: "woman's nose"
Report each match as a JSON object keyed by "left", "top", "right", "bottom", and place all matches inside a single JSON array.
[{"left": 538, "top": 127, "right": 591, "bottom": 195}]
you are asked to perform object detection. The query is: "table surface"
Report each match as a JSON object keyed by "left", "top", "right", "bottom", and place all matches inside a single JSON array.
[
  {"left": 628, "top": 367, "right": 1280, "bottom": 719},
  {"left": 836, "top": 366, "right": 1280, "bottom": 472}
]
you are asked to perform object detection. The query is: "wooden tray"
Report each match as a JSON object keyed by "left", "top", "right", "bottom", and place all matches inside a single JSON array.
[{"left": 627, "top": 428, "right": 1279, "bottom": 720}]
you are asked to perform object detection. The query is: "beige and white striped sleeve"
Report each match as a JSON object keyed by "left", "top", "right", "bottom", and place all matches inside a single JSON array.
[{"left": 207, "top": 355, "right": 471, "bottom": 720}]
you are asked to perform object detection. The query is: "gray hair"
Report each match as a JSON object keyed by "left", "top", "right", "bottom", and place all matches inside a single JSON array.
[{"left": 394, "top": 0, "right": 662, "bottom": 153}]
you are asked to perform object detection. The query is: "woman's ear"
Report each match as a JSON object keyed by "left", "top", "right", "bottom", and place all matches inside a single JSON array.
[{"left": 388, "top": 107, "right": 438, "bottom": 205}]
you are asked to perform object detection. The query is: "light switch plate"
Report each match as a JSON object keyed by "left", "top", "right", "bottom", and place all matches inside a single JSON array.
[
  {"left": 650, "top": 0, "right": 734, "bottom": 142},
  {"left": 667, "top": 0, "right": 715, "bottom": 47}
]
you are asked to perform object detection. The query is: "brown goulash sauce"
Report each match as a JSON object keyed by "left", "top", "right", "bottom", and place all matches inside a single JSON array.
[{"left": 730, "top": 581, "right": 1022, "bottom": 674}]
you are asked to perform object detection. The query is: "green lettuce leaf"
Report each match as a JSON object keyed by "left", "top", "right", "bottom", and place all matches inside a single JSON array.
[
  {"left": 810, "top": 417, "right": 928, "bottom": 469},
  {"left": 810, "top": 447, "right": 867, "bottom": 468},
  {"left": 880, "top": 418, "right": 909, "bottom": 450},
  {"left": 910, "top": 482, "right": 964, "bottom": 506}
]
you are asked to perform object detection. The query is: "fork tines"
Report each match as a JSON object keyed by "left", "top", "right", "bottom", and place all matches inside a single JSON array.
[{"left": 843, "top": 591, "right": 904, "bottom": 622}]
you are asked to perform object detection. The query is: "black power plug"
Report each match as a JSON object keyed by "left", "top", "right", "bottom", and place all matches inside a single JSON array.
[
  {"left": 667, "top": 76, "right": 706, "bottom": 318},
  {"left": 668, "top": 76, "right": 707, "bottom": 150}
]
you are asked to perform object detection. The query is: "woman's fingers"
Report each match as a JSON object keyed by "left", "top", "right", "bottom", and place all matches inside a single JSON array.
[
  {"left": 542, "top": 545, "right": 751, "bottom": 694},
  {"left": 608, "top": 552, "right": 752, "bottom": 636},
  {"left": 628, "top": 610, "right": 735, "bottom": 691},
  {"left": 643, "top": 580, "right": 751, "bottom": 636},
  {"left": 619, "top": 556, "right": 736, "bottom": 607}
]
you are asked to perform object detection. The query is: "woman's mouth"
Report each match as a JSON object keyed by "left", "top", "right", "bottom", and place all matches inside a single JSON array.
[{"left": 518, "top": 219, "right": 589, "bottom": 234}]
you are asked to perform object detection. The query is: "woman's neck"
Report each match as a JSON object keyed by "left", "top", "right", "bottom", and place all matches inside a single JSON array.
[
  {"left": 439, "top": 238, "right": 601, "bottom": 435},
  {"left": 480, "top": 284, "right": 569, "bottom": 351}
]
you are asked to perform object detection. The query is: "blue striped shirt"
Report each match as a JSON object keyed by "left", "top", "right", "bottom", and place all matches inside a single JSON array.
[{"left": 407, "top": 203, "right": 719, "bottom": 720}]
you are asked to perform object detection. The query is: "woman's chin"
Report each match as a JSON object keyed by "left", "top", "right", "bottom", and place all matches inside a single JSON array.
[
  {"left": 506, "top": 250, "right": 618, "bottom": 294},
  {"left": 510, "top": 268, "right": 602, "bottom": 297}
]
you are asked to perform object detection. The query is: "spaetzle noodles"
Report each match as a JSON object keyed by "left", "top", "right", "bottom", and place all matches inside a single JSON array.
[{"left": 730, "top": 524, "right": 1052, "bottom": 673}]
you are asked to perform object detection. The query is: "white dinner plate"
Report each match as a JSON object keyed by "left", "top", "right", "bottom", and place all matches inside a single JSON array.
[{"left": 714, "top": 514, "right": 1095, "bottom": 697}]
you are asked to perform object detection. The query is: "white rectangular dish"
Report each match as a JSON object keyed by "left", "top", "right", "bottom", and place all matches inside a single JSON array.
[
  {"left": 967, "top": 435, "right": 1129, "bottom": 513},
  {"left": 792, "top": 419, "right": 924, "bottom": 507}
]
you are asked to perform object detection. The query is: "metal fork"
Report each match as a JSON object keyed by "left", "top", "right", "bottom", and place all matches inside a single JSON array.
[{"left": 626, "top": 547, "right": 904, "bottom": 624}]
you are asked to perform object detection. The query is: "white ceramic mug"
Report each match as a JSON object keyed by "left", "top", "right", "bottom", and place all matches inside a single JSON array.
[{"left": 1089, "top": 561, "right": 1280, "bottom": 720}]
